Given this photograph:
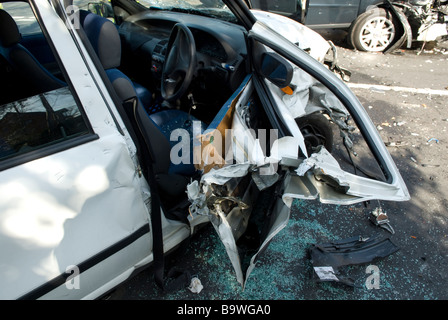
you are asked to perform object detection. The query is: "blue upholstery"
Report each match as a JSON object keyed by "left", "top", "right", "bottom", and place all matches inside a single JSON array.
[
  {"left": 82, "top": 12, "right": 205, "bottom": 176},
  {"left": 81, "top": 11, "right": 121, "bottom": 70},
  {"left": 80, "top": 10, "right": 152, "bottom": 107},
  {"left": 134, "top": 82, "right": 153, "bottom": 108},
  {"left": 0, "top": 9, "right": 65, "bottom": 94},
  {"left": 150, "top": 109, "right": 206, "bottom": 176}
]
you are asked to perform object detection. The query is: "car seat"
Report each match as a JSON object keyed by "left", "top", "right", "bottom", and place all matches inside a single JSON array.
[
  {"left": 80, "top": 12, "right": 205, "bottom": 199},
  {"left": 0, "top": 9, "right": 66, "bottom": 97}
]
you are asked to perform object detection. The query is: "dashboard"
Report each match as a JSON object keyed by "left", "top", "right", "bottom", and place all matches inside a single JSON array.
[{"left": 118, "top": 10, "right": 249, "bottom": 112}]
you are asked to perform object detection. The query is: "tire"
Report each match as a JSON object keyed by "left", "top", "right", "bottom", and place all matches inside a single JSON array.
[
  {"left": 296, "top": 113, "right": 334, "bottom": 156},
  {"left": 348, "top": 8, "right": 397, "bottom": 52}
]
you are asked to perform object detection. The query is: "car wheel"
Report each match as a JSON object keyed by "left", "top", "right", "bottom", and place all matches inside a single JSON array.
[
  {"left": 296, "top": 112, "right": 334, "bottom": 156},
  {"left": 348, "top": 8, "right": 396, "bottom": 52}
]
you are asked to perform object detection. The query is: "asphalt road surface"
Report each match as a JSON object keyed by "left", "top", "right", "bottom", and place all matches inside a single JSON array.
[{"left": 109, "top": 36, "right": 448, "bottom": 302}]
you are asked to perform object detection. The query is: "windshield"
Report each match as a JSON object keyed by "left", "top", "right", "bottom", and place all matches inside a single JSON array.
[{"left": 137, "top": 0, "right": 238, "bottom": 22}]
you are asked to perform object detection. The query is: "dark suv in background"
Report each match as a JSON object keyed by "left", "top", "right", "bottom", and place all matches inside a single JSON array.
[{"left": 247, "top": 0, "right": 448, "bottom": 52}]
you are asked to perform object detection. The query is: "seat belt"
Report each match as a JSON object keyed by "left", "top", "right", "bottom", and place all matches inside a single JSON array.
[
  {"left": 145, "top": 155, "right": 165, "bottom": 288},
  {"left": 130, "top": 98, "right": 190, "bottom": 291}
]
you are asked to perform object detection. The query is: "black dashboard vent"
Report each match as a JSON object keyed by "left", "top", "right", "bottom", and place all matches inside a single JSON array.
[{"left": 154, "top": 39, "right": 168, "bottom": 56}]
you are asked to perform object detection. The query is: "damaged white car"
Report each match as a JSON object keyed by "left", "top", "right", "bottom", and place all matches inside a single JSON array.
[{"left": 0, "top": 0, "right": 409, "bottom": 299}]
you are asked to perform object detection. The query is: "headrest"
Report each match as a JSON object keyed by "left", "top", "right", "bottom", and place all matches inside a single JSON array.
[
  {"left": 0, "top": 9, "right": 21, "bottom": 47},
  {"left": 82, "top": 13, "right": 121, "bottom": 69}
]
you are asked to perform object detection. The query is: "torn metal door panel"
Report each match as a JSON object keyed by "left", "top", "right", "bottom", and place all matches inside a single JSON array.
[
  {"left": 188, "top": 101, "right": 299, "bottom": 288},
  {"left": 207, "top": 177, "right": 258, "bottom": 287},
  {"left": 190, "top": 125, "right": 297, "bottom": 285},
  {"left": 251, "top": 22, "right": 410, "bottom": 203},
  {"left": 243, "top": 186, "right": 291, "bottom": 288},
  {"left": 187, "top": 165, "right": 256, "bottom": 286},
  {"left": 194, "top": 167, "right": 292, "bottom": 288},
  {"left": 286, "top": 147, "right": 411, "bottom": 205}
]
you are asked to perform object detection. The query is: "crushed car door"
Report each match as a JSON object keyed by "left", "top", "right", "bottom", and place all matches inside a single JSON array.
[
  {"left": 192, "top": 2, "right": 409, "bottom": 288},
  {"left": 248, "top": 20, "right": 410, "bottom": 205}
]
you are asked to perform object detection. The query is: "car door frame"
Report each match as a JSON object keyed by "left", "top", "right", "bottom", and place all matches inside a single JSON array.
[
  {"left": 248, "top": 22, "right": 409, "bottom": 199},
  {"left": 184, "top": 0, "right": 410, "bottom": 288},
  {"left": 224, "top": 0, "right": 409, "bottom": 202}
]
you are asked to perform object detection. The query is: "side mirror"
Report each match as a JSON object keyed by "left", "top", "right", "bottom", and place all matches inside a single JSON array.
[{"left": 259, "top": 52, "right": 294, "bottom": 89}]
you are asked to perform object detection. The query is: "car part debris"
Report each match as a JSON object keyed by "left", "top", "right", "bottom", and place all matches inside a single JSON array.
[
  {"left": 324, "top": 41, "right": 352, "bottom": 82},
  {"left": 251, "top": 10, "right": 352, "bottom": 81},
  {"left": 391, "top": 0, "right": 448, "bottom": 50},
  {"left": 421, "top": 163, "right": 440, "bottom": 168},
  {"left": 369, "top": 207, "right": 395, "bottom": 234},
  {"left": 383, "top": 0, "right": 414, "bottom": 54},
  {"left": 187, "top": 276, "right": 204, "bottom": 294},
  {"left": 427, "top": 138, "right": 439, "bottom": 143},
  {"left": 309, "top": 234, "right": 400, "bottom": 286}
]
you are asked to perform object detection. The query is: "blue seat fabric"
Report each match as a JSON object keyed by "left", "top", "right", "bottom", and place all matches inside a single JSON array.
[{"left": 82, "top": 12, "right": 205, "bottom": 176}]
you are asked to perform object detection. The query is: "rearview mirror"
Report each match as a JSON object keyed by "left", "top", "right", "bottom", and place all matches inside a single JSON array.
[{"left": 259, "top": 52, "right": 293, "bottom": 88}]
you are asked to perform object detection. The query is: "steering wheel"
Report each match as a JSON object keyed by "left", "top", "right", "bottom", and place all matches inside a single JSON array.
[{"left": 161, "top": 23, "right": 197, "bottom": 103}]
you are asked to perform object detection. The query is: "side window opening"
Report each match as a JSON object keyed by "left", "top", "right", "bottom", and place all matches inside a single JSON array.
[
  {"left": 0, "top": 87, "right": 90, "bottom": 160},
  {"left": 0, "top": 2, "right": 66, "bottom": 103},
  {"left": 0, "top": 1, "right": 93, "bottom": 166},
  {"left": 251, "top": 39, "right": 389, "bottom": 185},
  {"left": 266, "top": 63, "right": 388, "bottom": 183},
  {"left": 0, "top": 2, "right": 41, "bottom": 36}
]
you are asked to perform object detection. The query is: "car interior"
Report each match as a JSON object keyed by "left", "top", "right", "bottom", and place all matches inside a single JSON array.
[
  {"left": 0, "top": 7, "right": 65, "bottom": 105},
  {"left": 72, "top": 2, "right": 274, "bottom": 219}
]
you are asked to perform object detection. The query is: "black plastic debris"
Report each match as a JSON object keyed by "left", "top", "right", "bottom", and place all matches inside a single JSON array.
[{"left": 308, "top": 235, "right": 400, "bottom": 286}]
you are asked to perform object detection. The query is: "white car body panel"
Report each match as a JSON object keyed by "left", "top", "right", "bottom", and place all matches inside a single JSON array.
[
  {"left": 0, "top": 0, "right": 191, "bottom": 299},
  {"left": 250, "top": 9, "right": 330, "bottom": 63}
]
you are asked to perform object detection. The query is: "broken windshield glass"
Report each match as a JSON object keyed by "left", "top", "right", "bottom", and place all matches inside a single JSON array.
[{"left": 137, "top": 0, "right": 237, "bottom": 22}]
